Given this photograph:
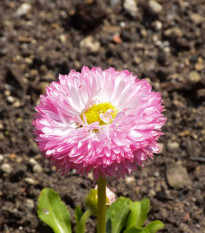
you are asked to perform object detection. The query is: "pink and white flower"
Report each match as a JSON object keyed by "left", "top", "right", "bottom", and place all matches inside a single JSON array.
[{"left": 33, "top": 66, "right": 166, "bottom": 182}]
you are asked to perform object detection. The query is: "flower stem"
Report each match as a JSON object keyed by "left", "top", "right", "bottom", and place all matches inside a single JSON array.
[
  {"left": 97, "top": 176, "right": 106, "bottom": 233},
  {"left": 76, "top": 209, "right": 92, "bottom": 233}
]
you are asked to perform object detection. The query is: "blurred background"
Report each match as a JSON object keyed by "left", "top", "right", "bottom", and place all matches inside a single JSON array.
[{"left": 0, "top": 0, "right": 205, "bottom": 232}]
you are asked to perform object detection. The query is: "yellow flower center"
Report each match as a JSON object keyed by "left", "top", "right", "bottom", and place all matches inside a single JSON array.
[{"left": 81, "top": 102, "right": 117, "bottom": 125}]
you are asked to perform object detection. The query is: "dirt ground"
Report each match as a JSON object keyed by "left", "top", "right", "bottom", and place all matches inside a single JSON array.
[{"left": 0, "top": 0, "right": 205, "bottom": 232}]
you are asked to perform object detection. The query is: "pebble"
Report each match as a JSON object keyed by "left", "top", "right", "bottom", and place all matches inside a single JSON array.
[
  {"left": 164, "top": 27, "right": 182, "bottom": 39},
  {"left": 87, "top": 172, "right": 93, "bottom": 180},
  {"left": 190, "top": 13, "right": 205, "bottom": 24},
  {"left": 166, "top": 164, "right": 191, "bottom": 188},
  {"left": 59, "top": 34, "right": 66, "bottom": 43},
  {"left": 125, "top": 176, "right": 135, "bottom": 184},
  {"left": 112, "top": 34, "right": 122, "bottom": 43},
  {"left": 16, "top": 3, "right": 31, "bottom": 17},
  {"left": 133, "top": 56, "right": 141, "bottom": 64},
  {"left": 25, "top": 177, "right": 38, "bottom": 185},
  {"left": 148, "top": 0, "right": 162, "bottom": 14},
  {"left": 123, "top": 0, "right": 138, "bottom": 18},
  {"left": 197, "top": 89, "right": 205, "bottom": 98},
  {"left": 80, "top": 36, "right": 100, "bottom": 53},
  {"left": 167, "top": 141, "right": 179, "bottom": 151},
  {"left": 33, "top": 164, "right": 43, "bottom": 173},
  {"left": 13, "top": 100, "right": 21, "bottom": 108},
  {"left": 158, "top": 142, "right": 164, "bottom": 153},
  {"left": 7, "top": 96, "right": 15, "bottom": 103},
  {"left": 26, "top": 199, "right": 34, "bottom": 209},
  {"left": 149, "top": 190, "right": 156, "bottom": 197},
  {"left": 29, "top": 158, "right": 37, "bottom": 166},
  {"left": 188, "top": 71, "right": 201, "bottom": 83},
  {"left": 195, "top": 62, "right": 204, "bottom": 71},
  {"left": 152, "top": 20, "right": 162, "bottom": 31},
  {"left": 29, "top": 158, "right": 43, "bottom": 173},
  {"left": 154, "top": 171, "right": 160, "bottom": 177},
  {"left": 1, "top": 163, "right": 12, "bottom": 173},
  {"left": 0, "top": 154, "right": 4, "bottom": 162},
  {"left": 40, "top": 82, "right": 49, "bottom": 95}
]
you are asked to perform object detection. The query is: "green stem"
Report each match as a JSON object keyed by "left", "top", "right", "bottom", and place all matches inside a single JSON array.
[
  {"left": 76, "top": 209, "right": 92, "bottom": 233},
  {"left": 97, "top": 176, "right": 106, "bottom": 233}
]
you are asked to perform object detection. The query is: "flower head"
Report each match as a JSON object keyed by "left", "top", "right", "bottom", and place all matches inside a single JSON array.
[{"left": 33, "top": 66, "right": 166, "bottom": 182}]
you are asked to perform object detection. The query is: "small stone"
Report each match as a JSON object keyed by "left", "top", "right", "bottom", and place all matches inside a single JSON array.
[
  {"left": 4, "top": 90, "right": 10, "bottom": 96},
  {"left": 164, "top": 27, "right": 182, "bottom": 39},
  {"left": 59, "top": 34, "right": 66, "bottom": 43},
  {"left": 123, "top": 0, "right": 138, "bottom": 18},
  {"left": 88, "top": 172, "right": 93, "bottom": 180},
  {"left": 149, "top": 190, "right": 156, "bottom": 197},
  {"left": 188, "top": 71, "right": 201, "bottom": 83},
  {"left": 16, "top": 3, "right": 31, "bottom": 17},
  {"left": 30, "top": 69, "right": 38, "bottom": 77},
  {"left": 1, "top": 163, "right": 12, "bottom": 173},
  {"left": 133, "top": 56, "right": 141, "bottom": 64},
  {"left": 152, "top": 20, "right": 162, "bottom": 31},
  {"left": 148, "top": 0, "right": 162, "bottom": 14},
  {"left": 166, "top": 164, "right": 191, "bottom": 188},
  {"left": 80, "top": 36, "right": 100, "bottom": 53},
  {"left": 29, "top": 158, "right": 37, "bottom": 165},
  {"left": 197, "top": 89, "right": 205, "bottom": 98},
  {"left": 190, "top": 13, "right": 205, "bottom": 24},
  {"left": 40, "top": 82, "right": 49, "bottom": 95},
  {"left": 25, "top": 177, "right": 38, "bottom": 185},
  {"left": 33, "top": 164, "right": 43, "bottom": 173},
  {"left": 0, "top": 154, "right": 4, "bottom": 162},
  {"left": 140, "top": 29, "right": 147, "bottom": 37},
  {"left": 7, "top": 96, "right": 15, "bottom": 103},
  {"left": 0, "top": 122, "right": 3, "bottom": 130},
  {"left": 158, "top": 142, "right": 164, "bottom": 153},
  {"left": 112, "top": 34, "right": 122, "bottom": 43},
  {"left": 154, "top": 171, "right": 160, "bottom": 177},
  {"left": 74, "top": 61, "right": 81, "bottom": 69},
  {"left": 179, "top": 130, "right": 191, "bottom": 137},
  {"left": 13, "top": 100, "right": 21, "bottom": 108},
  {"left": 195, "top": 63, "right": 204, "bottom": 71},
  {"left": 167, "top": 141, "right": 179, "bottom": 151},
  {"left": 125, "top": 176, "right": 135, "bottom": 184},
  {"left": 10, "top": 153, "right": 16, "bottom": 160},
  {"left": 26, "top": 199, "right": 34, "bottom": 209}
]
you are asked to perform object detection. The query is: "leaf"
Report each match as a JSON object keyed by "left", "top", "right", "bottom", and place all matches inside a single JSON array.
[
  {"left": 106, "top": 197, "right": 132, "bottom": 233},
  {"left": 84, "top": 188, "right": 98, "bottom": 215},
  {"left": 38, "top": 188, "right": 72, "bottom": 233},
  {"left": 124, "top": 226, "right": 150, "bottom": 233},
  {"left": 145, "top": 220, "right": 164, "bottom": 233},
  {"left": 75, "top": 206, "right": 83, "bottom": 225},
  {"left": 126, "top": 198, "right": 150, "bottom": 229}
]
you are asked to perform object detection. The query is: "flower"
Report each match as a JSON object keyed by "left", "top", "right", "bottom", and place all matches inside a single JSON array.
[
  {"left": 85, "top": 186, "right": 116, "bottom": 213},
  {"left": 33, "top": 66, "right": 166, "bottom": 182}
]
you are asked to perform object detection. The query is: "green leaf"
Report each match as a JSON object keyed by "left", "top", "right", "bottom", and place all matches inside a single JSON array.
[
  {"left": 38, "top": 188, "right": 72, "bottom": 233},
  {"left": 106, "top": 197, "right": 132, "bottom": 233},
  {"left": 145, "top": 220, "right": 164, "bottom": 233},
  {"left": 75, "top": 206, "right": 83, "bottom": 225},
  {"left": 124, "top": 226, "right": 150, "bottom": 233},
  {"left": 84, "top": 188, "right": 98, "bottom": 215},
  {"left": 126, "top": 198, "right": 150, "bottom": 229}
]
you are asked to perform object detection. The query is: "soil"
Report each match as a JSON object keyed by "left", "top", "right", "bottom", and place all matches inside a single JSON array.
[{"left": 0, "top": 0, "right": 205, "bottom": 233}]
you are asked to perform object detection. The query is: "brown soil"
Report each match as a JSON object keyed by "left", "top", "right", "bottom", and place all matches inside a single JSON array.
[{"left": 0, "top": 0, "right": 205, "bottom": 233}]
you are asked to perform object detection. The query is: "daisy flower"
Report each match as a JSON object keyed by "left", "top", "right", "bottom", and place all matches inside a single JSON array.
[{"left": 33, "top": 66, "right": 166, "bottom": 182}]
